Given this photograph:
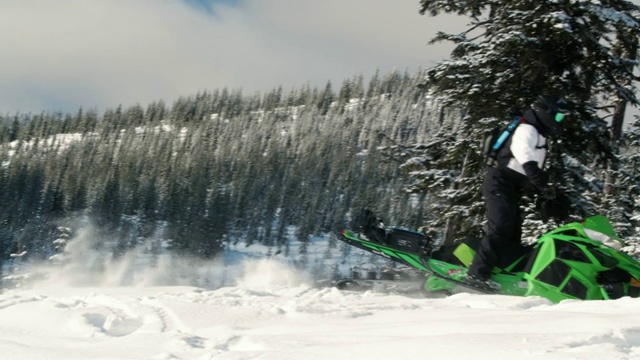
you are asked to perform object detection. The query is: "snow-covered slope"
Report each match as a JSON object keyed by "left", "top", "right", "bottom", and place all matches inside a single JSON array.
[
  {"left": 2, "top": 224, "right": 640, "bottom": 359},
  {"left": 1, "top": 257, "right": 640, "bottom": 360}
]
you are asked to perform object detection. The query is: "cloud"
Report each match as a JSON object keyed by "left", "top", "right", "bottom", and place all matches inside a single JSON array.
[{"left": 0, "top": 0, "right": 464, "bottom": 113}]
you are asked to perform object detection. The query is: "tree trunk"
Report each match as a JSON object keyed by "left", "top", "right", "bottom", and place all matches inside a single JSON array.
[
  {"left": 604, "top": 99, "right": 626, "bottom": 196},
  {"left": 442, "top": 149, "right": 472, "bottom": 246},
  {"left": 604, "top": 36, "right": 638, "bottom": 197}
]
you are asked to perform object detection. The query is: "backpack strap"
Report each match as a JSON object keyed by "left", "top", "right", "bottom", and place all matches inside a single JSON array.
[{"left": 486, "top": 116, "right": 524, "bottom": 168}]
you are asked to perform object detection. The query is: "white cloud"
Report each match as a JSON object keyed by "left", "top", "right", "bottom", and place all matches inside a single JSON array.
[{"left": 0, "top": 0, "right": 463, "bottom": 113}]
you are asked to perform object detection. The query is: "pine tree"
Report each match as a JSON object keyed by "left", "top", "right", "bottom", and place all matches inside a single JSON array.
[{"left": 416, "top": 0, "right": 640, "bottom": 240}]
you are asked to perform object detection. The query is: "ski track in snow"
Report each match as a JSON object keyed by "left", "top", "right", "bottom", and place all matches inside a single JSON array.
[
  {"left": 0, "top": 286, "right": 640, "bottom": 360},
  {"left": 2, "top": 260, "right": 640, "bottom": 360}
]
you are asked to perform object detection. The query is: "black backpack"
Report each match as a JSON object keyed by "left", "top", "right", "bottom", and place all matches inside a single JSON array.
[{"left": 483, "top": 116, "right": 524, "bottom": 167}]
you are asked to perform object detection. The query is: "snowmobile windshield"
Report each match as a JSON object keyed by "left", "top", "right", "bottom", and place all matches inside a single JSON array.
[{"left": 583, "top": 228, "right": 622, "bottom": 250}]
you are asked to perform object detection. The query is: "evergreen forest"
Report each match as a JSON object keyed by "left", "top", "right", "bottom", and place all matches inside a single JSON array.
[{"left": 0, "top": 72, "right": 451, "bottom": 270}]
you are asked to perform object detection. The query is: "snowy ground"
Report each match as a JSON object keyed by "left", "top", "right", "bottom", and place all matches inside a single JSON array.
[
  {"left": 1, "top": 257, "right": 640, "bottom": 360},
  {"left": 2, "top": 227, "right": 640, "bottom": 360}
]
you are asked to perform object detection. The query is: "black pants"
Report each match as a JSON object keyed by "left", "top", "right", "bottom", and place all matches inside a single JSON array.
[{"left": 468, "top": 171, "right": 523, "bottom": 279}]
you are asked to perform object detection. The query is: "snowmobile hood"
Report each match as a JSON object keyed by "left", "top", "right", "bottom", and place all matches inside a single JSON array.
[{"left": 523, "top": 216, "right": 640, "bottom": 302}]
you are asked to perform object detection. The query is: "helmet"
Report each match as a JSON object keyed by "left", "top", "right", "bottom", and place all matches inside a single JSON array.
[{"left": 531, "top": 94, "right": 570, "bottom": 135}]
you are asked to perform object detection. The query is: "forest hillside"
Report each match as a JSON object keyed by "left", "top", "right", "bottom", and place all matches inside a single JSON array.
[
  {"left": 1, "top": 63, "right": 640, "bottom": 285},
  {"left": 0, "top": 70, "right": 459, "bottom": 276}
]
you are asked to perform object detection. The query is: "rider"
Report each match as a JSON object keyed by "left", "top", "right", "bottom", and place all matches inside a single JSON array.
[{"left": 467, "top": 94, "right": 571, "bottom": 287}]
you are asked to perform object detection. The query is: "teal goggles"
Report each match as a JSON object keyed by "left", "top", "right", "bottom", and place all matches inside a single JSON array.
[{"left": 555, "top": 112, "right": 567, "bottom": 122}]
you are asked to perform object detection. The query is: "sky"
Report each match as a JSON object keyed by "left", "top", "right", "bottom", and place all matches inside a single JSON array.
[
  {"left": 1, "top": 1, "right": 638, "bottom": 119},
  {"left": 0, "top": 0, "right": 462, "bottom": 115},
  {"left": 2, "top": 225, "right": 640, "bottom": 360}
]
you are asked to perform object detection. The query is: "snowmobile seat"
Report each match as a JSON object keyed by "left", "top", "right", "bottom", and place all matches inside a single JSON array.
[{"left": 385, "top": 227, "right": 432, "bottom": 255}]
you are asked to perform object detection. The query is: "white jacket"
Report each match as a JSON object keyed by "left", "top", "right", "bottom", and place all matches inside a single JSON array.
[{"left": 506, "top": 123, "right": 547, "bottom": 176}]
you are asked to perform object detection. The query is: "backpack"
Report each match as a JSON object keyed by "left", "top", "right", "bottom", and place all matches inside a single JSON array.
[{"left": 483, "top": 116, "right": 524, "bottom": 167}]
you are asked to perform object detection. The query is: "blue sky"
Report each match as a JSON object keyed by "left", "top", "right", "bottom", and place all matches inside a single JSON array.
[{"left": 184, "top": 0, "right": 240, "bottom": 14}]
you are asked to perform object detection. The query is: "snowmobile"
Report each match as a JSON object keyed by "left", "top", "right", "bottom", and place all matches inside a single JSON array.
[{"left": 335, "top": 211, "right": 640, "bottom": 302}]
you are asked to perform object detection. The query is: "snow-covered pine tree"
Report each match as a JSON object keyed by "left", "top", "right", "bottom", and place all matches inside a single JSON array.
[{"left": 415, "top": 0, "right": 640, "bottom": 242}]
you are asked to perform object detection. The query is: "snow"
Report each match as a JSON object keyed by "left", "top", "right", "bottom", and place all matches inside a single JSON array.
[
  {"left": 2, "top": 255, "right": 640, "bottom": 360},
  {"left": 1, "top": 224, "right": 640, "bottom": 360}
]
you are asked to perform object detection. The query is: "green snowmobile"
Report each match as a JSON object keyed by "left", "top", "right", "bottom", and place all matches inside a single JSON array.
[{"left": 336, "top": 213, "right": 640, "bottom": 302}]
